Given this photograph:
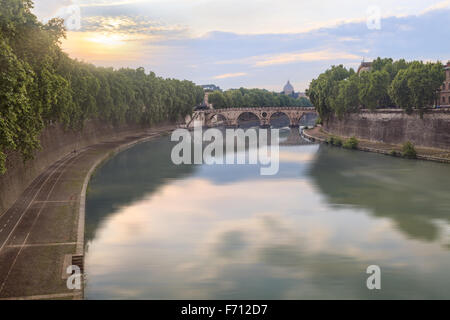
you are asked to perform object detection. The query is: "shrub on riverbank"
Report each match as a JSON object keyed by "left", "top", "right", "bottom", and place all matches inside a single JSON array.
[
  {"left": 343, "top": 137, "right": 359, "bottom": 149},
  {"left": 402, "top": 141, "right": 417, "bottom": 158},
  {"left": 326, "top": 135, "right": 343, "bottom": 147},
  {"left": 389, "top": 150, "right": 401, "bottom": 157}
]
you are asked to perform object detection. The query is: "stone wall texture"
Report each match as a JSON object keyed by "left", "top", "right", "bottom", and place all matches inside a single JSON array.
[
  {"left": 324, "top": 109, "right": 450, "bottom": 150},
  {"left": 0, "top": 120, "right": 153, "bottom": 215}
]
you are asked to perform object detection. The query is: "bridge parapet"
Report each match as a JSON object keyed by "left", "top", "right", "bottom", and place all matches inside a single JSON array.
[
  {"left": 190, "top": 107, "right": 317, "bottom": 128},
  {"left": 202, "top": 107, "right": 315, "bottom": 114}
]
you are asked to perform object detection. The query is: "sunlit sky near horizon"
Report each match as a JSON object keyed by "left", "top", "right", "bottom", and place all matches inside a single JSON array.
[{"left": 33, "top": 0, "right": 450, "bottom": 91}]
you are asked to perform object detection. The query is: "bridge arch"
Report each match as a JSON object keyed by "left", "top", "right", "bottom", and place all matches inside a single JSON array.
[
  {"left": 298, "top": 112, "right": 318, "bottom": 127},
  {"left": 236, "top": 111, "right": 262, "bottom": 127},
  {"left": 205, "top": 113, "right": 228, "bottom": 126},
  {"left": 269, "top": 111, "right": 291, "bottom": 128},
  {"left": 215, "top": 113, "right": 228, "bottom": 123}
]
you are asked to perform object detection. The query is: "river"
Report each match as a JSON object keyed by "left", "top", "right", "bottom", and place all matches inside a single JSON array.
[{"left": 84, "top": 127, "right": 450, "bottom": 299}]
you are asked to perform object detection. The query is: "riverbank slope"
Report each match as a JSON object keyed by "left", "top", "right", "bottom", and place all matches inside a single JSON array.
[
  {"left": 0, "top": 125, "right": 175, "bottom": 299},
  {"left": 0, "top": 121, "right": 170, "bottom": 216}
]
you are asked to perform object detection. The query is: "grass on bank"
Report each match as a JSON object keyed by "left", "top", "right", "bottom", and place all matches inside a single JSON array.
[
  {"left": 323, "top": 131, "right": 419, "bottom": 160},
  {"left": 389, "top": 141, "right": 417, "bottom": 159},
  {"left": 325, "top": 135, "right": 359, "bottom": 149}
]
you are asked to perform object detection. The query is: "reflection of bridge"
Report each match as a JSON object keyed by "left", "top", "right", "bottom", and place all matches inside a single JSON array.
[{"left": 187, "top": 107, "right": 317, "bottom": 128}]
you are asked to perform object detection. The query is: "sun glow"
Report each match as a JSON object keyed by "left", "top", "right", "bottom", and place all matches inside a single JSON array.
[
  {"left": 61, "top": 31, "right": 145, "bottom": 65},
  {"left": 86, "top": 33, "right": 128, "bottom": 46}
]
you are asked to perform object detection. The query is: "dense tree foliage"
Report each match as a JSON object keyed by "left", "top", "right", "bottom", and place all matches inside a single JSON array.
[
  {"left": 306, "top": 65, "right": 353, "bottom": 119},
  {"left": 389, "top": 61, "right": 445, "bottom": 113},
  {"left": 0, "top": 0, "right": 204, "bottom": 174},
  {"left": 207, "top": 88, "right": 312, "bottom": 109},
  {"left": 307, "top": 58, "right": 445, "bottom": 119}
]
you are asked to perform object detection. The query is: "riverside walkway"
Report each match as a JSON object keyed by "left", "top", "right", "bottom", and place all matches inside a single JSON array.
[{"left": 0, "top": 125, "right": 175, "bottom": 299}]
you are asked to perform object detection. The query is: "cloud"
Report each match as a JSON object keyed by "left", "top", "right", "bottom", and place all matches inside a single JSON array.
[
  {"left": 337, "top": 37, "right": 361, "bottom": 42},
  {"left": 421, "top": 0, "right": 450, "bottom": 14},
  {"left": 251, "top": 50, "right": 361, "bottom": 67},
  {"left": 81, "top": 15, "right": 188, "bottom": 38},
  {"left": 31, "top": 2, "right": 450, "bottom": 92},
  {"left": 35, "top": 0, "right": 450, "bottom": 36},
  {"left": 213, "top": 72, "right": 248, "bottom": 79},
  {"left": 78, "top": 0, "right": 146, "bottom": 7},
  {"left": 214, "top": 49, "right": 361, "bottom": 67}
]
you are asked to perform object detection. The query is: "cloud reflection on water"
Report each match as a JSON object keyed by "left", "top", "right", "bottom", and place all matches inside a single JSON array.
[{"left": 85, "top": 143, "right": 450, "bottom": 299}]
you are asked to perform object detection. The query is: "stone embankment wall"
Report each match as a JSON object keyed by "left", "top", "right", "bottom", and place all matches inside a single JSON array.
[
  {"left": 0, "top": 120, "right": 153, "bottom": 214},
  {"left": 324, "top": 109, "right": 450, "bottom": 150}
]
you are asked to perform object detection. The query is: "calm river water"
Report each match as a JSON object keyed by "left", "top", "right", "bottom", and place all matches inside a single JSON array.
[{"left": 85, "top": 128, "right": 450, "bottom": 299}]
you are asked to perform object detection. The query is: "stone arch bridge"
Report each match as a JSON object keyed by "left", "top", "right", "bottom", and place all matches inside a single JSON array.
[{"left": 187, "top": 107, "right": 317, "bottom": 128}]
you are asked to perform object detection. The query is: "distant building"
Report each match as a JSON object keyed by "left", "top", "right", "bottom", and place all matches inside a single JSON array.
[
  {"left": 281, "top": 81, "right": 307, "bottom": 99},
  {"left": 439, "top": 61, "right": 450, "bottom": 106},
  {"left": 283, "top": 81, "right": 294, "bottom": 96},
  {"left": 201, "top": 84, "right": 222, "bottom": 92},
  {"left": 357, "top": 60, "right": 373, "bottom": 75}
]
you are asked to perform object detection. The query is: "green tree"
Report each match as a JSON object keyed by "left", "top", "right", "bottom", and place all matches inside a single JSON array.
[
  {"left": 208, "top": 91, "right": 226, "bottom": 109},
  {"left": 308, "top": 57, "right": 444, "bottom": 117},
  {"left": 307, "top": 65, "right": 352, "bottom": 118},
  {"left": 332, "top": 75, "right": 360, "bottom": 118},
  {"left": 389, "top": 69, "right": 413, "bottom": 112},
  {"left": 208, "top": 88, "right": 312, "bottom": 109},
  {"left": 389, "top": 61, "right": 444, "bottom": 112},
  {"left": 0, "top": 0, "right": 204, "bottom": 174}
]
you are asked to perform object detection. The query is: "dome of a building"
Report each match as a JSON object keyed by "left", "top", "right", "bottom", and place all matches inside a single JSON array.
[{"left": 283, "top": 81, "right": 294, "bottom": 95}]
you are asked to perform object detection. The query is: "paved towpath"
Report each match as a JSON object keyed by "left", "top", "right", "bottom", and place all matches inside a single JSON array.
[{"left": 0, "top": 125, "right": 175, "bottom": 299}]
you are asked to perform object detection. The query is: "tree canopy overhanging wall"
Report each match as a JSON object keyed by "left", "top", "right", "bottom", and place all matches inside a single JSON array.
[{"left": 0, "top": 0, "right": 204, "bottom": 174}]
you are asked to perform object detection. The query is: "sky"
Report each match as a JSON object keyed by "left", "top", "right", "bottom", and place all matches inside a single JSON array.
[{"left": 32, "top": 0, "right": 450, "bottom": 92}]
